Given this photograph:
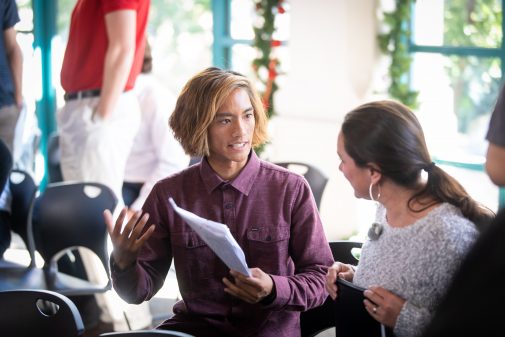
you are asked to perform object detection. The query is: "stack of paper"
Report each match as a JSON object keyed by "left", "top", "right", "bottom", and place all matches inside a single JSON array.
[{"left": 169, "top": 198, "right": 251, "bottom": 276}]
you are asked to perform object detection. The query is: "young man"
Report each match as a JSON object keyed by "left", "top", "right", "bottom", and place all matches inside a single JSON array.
[{"left": 105, "top": 67, "right": 334, "bottom": 337}]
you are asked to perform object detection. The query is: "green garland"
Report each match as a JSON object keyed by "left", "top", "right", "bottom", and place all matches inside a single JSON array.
[
  {"left": 252, "top": 0, "right": 285, "bottom": 119},
  {"left": 378, "top": 0, "right": 419, "bottom": 109}
]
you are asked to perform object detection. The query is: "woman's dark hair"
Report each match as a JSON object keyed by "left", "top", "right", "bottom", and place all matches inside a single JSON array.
[{"left": 341, "top": 100, "right": 493, "bottom": 229}]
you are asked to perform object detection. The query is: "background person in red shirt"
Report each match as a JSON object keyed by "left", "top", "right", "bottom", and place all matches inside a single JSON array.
[{"left": 58, "top": 0, "right": 150, "bottom": 208}]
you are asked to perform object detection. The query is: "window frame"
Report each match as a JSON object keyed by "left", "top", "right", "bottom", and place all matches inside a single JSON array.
[{"left": 408, "top": 0, "right": 505, "bottom": 208}]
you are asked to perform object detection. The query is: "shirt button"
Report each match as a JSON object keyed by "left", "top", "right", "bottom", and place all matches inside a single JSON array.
[{"left": 224, "top": 203, "right": 233, "bottom": 209}]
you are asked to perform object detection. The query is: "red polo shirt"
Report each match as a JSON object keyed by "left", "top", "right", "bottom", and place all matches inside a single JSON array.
[{"left": 60, "top": 0, "right": 149, "bottom": 93}]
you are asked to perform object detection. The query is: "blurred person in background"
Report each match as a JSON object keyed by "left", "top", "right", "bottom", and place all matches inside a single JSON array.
[
  {"left": 123, "top": 41, "right": 189, "bottom": 216},
  {"left": 0, "top": 0, "right": 23, "bottom": 258},
  {"left": 421, "top": 84, "right": 505, "bottom": 337}
]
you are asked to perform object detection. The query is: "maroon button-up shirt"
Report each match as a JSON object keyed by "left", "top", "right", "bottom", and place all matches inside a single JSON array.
[{"left": 111, "top": 152, "right": 333, "bottom": 337}]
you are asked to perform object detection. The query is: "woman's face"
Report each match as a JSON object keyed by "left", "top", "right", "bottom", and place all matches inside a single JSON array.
[{"left": 337, "top": 132, "right": 372, "bottom": 199}]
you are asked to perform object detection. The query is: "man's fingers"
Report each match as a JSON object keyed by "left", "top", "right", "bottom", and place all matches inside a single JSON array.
[
  {"left": 132, "top": 224, "right": 156, "bottom": 251},
  {"left": 223, "top": 278, "right": 257, "bottom": 303},
  {"left": 104, "top": 208, "right": 126, "bottom": 236},
  {"left": 129, "top": 213, "right": 150, "bottom": 238},
  {"left": 103, "top": 209, "right": 114, "bottom": 234},
  {"left": 122, "top": 210, "right": 143, "bottom": 237}
]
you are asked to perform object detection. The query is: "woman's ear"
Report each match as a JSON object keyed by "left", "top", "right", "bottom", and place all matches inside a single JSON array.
[{"left": 368, "top": 164, "right": 382, "bottom": 183}]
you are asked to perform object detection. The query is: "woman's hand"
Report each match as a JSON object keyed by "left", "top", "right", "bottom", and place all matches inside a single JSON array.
[
  {"left": 363, "top": 286, "right": 406, "bottom": 328},
  {"left": 103, "top": 207, "right": 155, "bottom": 270},
  {"left": 326, "top": 262, "right": 355, "bottom": 299}
]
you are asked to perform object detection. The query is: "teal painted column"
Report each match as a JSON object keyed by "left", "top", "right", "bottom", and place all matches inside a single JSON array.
[
  {"left": 32, "top": 0, "right": 57, "bottom": 189},
  {"left": 212, "top": 0, "right": 231, "bottom": 68}
]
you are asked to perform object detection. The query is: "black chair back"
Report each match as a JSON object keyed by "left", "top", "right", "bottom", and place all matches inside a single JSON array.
[
  {"left": 9, "top": 169, "right": 38, "bottom": 263},
  {"left": 0, "top": 138, "right": 12, "bottom": 191},
  {"left": 300, "top": 240, "right": 362, "bottom": 337},
  {"left": 0, "top": 289, "right": 84, "bottom": 337},
  {"left": 274, "top": 162, "right": 328, "bottom": 209},
  {"left": 32, "top": 181, "right": 117, "bottom": 295}
]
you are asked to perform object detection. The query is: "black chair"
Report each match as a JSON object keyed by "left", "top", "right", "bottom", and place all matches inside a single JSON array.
[
  {"left": 0, "top": 139, "right": 13, "bottom": 259},
  {"left": 0, "top": 181, "right": 117, "bottom": 295},
  {"left": 0, "top": 138, "right": 12, "bottom": 191},
  {"left": 33, "top": 181, "right": 117, "bottom": 296},
  {"left": 100, "top": 330, "right": 195, "bottom": 337},
  {"left": 274, "top": 162, "right": 328, "bottom": 209},
  {"left": 300, "top": 240, "right": 362, "bottom": 337},
  {"left": 8, "top": 169, "right": 38, "bottom": 263},
  {"left": 47, "top": 132, "right": 63, "bottom": 183},
  {"left": 0, "top": 169, "right": 38, "bottom": 274},
  {"left": 0, "top": 289, "right": 84, "bottom": 337}
]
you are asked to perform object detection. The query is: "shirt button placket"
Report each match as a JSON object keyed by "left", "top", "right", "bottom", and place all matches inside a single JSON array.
[{"left": 222, "top": 187, "right": 235, "bottom": 231}]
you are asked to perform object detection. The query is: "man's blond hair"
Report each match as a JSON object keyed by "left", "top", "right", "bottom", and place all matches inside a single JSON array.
[{"left": 169, "top": 67, "right": 269, "bottom": 157}]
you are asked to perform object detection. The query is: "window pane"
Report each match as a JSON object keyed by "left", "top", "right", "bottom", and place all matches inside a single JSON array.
[
  {"left": 411, "top": 53, "right": 500, "bottom": 159},
  {"left": 231, "top": 0, "right": 255, "bottom": 40},
  {"left": 232, "top": 44, "right": 256, "bottom": 76},
  {"left": 440, "top": 165, "right": 499, "bottom": 212},
  {"left": 413, "top": 0, "right": 502, "bottom": 48}
]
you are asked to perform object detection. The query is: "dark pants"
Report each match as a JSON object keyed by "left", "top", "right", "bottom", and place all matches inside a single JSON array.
[
  {"left": 0, "top": 210, "right": 11, "bottom": 258},
  {"left": 122, "top": 181, "right": 143, "bottom": 207}
]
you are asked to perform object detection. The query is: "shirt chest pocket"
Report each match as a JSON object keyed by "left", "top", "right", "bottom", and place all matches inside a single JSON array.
[
  {"left": 171, "top": 231, "right": 218, "bottom": 283},
  {"left": 246, "top": 226, "right": 291, "bottom": 273}
]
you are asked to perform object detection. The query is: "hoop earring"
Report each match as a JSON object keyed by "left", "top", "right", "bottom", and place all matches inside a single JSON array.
[{"left": 368, "top": 182, "right": 381, "bottom": 203}]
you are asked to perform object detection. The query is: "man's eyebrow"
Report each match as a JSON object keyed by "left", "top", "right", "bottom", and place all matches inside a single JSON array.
[{"left": 215, "top": 107, "right": 254, "bottom": 117}]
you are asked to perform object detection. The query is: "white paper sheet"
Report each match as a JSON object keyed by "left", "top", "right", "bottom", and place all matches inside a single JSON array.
[{"left": 169, "top": 198, "right": 251, "bottom": 276}]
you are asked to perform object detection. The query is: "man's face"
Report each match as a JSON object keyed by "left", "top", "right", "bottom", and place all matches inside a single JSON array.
[{"left": 207, "top": 88, "right": 255, "bottom": 179}]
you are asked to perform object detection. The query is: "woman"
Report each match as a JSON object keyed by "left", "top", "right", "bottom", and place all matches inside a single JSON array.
[{"left": 326, "top": 100, "right": 493, "bottom": 337}]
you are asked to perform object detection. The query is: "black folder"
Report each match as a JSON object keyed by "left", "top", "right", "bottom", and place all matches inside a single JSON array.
[{"left": 334, "top": 278, "right": 394, "bottom": 337}]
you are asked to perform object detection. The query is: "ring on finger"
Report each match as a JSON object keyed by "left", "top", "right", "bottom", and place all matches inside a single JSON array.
[{"left": 372, "top": 306, "right": 378, "bottom": 314}]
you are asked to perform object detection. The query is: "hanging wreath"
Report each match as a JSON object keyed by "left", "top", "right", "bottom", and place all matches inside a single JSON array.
[{"left": 252, "top": 0, "right": 286, "bottom": 120}]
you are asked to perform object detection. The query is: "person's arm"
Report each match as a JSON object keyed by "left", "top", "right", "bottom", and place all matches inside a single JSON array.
[
  {"left": 96, "top": 9, "right": 136, "bottom": 120},
  {"left": 266, "top": 179, "right": 334, "bottom": 311},
  {"left": 485, "top": 142, "right": 505, "bottom": 186},
  {"left": 107, "top": 183, "right": 173, "bottom": 304},
  {"left": 4, "top": 27, "right": 23, "bottom": 108}
]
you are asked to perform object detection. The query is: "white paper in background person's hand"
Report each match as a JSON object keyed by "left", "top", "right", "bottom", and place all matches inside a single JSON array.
[{"left": 168, "top": 197, "right": 251, "bottom": 276}]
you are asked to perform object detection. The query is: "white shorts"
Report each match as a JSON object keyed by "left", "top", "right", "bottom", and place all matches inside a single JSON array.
[{"left": 57, "top": 91, "right": 140, "bottom": 206}]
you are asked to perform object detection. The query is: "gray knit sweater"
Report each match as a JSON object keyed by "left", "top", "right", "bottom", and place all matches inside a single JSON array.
[{"left": 353, "top": 203, "right": 478, "bottom": 337}]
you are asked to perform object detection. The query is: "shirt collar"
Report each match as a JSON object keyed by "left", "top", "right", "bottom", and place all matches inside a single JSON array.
[{"left": 200, "top": 151, "right": 260, "bottom": 196}]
